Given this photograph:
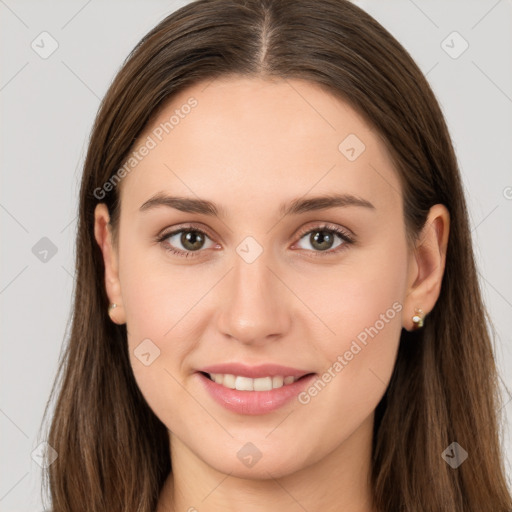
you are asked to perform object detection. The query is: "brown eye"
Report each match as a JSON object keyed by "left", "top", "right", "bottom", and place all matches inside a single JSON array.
[
  {"left": 308, "top": 230, "right": 337, "bottom": 251},
  {"left": 295, "top": 225, "right": 353, "bottom": 254},
  {"left": 158, "top": 227, "right": 217, "bottom": 257},
  {"left": 177, "top": 230, "right": 206, "bottom": 251}
]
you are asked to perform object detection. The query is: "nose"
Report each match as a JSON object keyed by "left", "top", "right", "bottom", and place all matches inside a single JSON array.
[{"left": 216, "top": 249, "right": 292, "bottom": 346}]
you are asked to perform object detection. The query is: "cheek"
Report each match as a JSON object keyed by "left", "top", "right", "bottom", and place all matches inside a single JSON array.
[
  {"left": 118, "top": 235, "right": 207, "bottom": 341},
  {"left": 296, "top": 233, "right": 407, "bottom": 417},
  {"left": 328, "top": 235, "right": 406, "bottom": 359},
  {"left": 118, "top": 240, "right": 221, "bottom": 413}
]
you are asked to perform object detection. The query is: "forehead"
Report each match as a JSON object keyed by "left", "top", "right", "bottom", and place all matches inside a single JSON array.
[{"left": 118, "top": 76, "right": 401, "bottom": 217}]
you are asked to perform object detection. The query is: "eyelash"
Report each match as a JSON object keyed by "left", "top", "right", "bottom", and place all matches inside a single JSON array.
[{"left": 156, "top": 222, "right": 355, "bottom": 259}]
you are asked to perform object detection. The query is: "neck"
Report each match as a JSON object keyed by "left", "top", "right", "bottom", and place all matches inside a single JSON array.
[{"left": 157, "top": 413, "right": 376, "bottom": 512}]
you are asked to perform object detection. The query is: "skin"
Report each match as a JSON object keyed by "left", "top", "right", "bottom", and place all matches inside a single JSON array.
[{"left": 94, "top": 76, "right": 449, "bottom": 512}]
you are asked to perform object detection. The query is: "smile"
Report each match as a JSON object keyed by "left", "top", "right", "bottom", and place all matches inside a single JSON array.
[
  {"left": 204, "top": 373, "right": 303, "bottom": 391},
  {"left": 197, "top": 371, "right": 317, "bottom": 415}
]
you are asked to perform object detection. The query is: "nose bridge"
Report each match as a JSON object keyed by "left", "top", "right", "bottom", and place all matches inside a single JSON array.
[{"left": 216, "top": 244, "right": 291, "bottom": 344}]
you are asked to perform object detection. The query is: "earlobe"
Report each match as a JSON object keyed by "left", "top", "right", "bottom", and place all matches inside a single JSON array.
[
  {"left": 403, "top": 204, "right": 450, "bottom": 331},
  {"left": 93, "top": 203, "right": 126, "bottom": 325}
]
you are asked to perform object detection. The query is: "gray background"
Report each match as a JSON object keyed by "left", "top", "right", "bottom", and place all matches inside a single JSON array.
[{"left": 1, "top": 0, "right": 511, "bottom": 510}]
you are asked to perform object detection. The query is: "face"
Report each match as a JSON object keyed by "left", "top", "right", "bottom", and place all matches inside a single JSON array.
[{"left": 96, "top": 76, "right": 415, "bottom": 479}]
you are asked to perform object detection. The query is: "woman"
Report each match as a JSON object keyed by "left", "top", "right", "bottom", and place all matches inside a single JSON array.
[{"left": 40, "top": 0, "right": 512, "bottom": 510}]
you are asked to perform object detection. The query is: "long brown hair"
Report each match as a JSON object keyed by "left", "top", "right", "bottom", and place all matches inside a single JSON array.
[{"left": 39, "top": 0, "right": 512, "bottom": 510}]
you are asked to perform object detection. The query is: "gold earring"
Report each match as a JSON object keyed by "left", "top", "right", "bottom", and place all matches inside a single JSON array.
[{"left": 412, "top": 308, "right": 425, "bottom": 329}]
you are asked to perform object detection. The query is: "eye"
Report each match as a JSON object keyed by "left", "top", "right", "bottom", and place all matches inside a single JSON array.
[
  {"left": 157, "top": 225, "right": 218, "bottom": 258},
  {"left": 156, "top": 222, "right": 354, "bottom": 259},
  {"left": 293, "top": 223, "right": 354, "bottom": 255}
]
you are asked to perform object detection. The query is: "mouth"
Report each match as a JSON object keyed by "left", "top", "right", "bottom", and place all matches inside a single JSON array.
[
  {"left": 198, "top": 371, "right": 315, "bottom": 391},
  {"left": 196, "top": 369, "right": 318, "bottom": 415}
]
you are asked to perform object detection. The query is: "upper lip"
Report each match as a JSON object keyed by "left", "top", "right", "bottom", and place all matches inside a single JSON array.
[{"left": 198, "top": 363, "right": 314, "bottom": 379}]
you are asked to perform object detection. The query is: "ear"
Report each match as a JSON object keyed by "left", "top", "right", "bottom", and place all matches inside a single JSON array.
[
  {"left": 93, "top": 203, "right": 126, "bottom": 325},
  {"left": 403, "top": 204, "right": 450, "bottom": 331}
]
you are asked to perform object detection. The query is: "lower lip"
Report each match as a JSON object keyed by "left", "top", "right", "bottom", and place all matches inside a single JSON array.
[{"left": 196, "top": 372, "right": 317, "bottom": 415}]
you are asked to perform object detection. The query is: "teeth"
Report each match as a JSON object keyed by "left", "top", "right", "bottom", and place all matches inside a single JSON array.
[
  {"left": 223, "top": 374, "right": 236, "bottom": 388},
  {"left": 207, "top": 373, "right": 301, "bottom": 391},
  {"left": 273, "top": 376, "right": 284, "bottom": 388}
]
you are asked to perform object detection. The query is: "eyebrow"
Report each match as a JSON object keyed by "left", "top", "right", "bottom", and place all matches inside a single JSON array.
[{"left": 139, "top": 192, "right": 375, "bottom": 217}]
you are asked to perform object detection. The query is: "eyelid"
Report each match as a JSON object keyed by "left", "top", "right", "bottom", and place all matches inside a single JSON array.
[
  {"left": 157, "top": 221, "right": 354, "bottom": 243},
  {"left": 157, "top": 221, "right": 217, "bottom": 242},
  {"left": 294, "top": 221, "right": 355, "bottom": 242},
  {"left": 156, "top": 222, "right": 219, "bottom": 256},
  {"left": 156, "top": 221, "right": 355, "bottom": 257}
]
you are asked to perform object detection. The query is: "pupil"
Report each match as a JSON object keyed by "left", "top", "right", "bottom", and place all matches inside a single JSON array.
[
  {"left": 182, "top": 231, "right": 204, "bottom": 250},
  {"left": 179, "top": 230, "right": 335, "bottom": 252},
  {"left": 312, "top": 231, "right": 333, "bottom": 251}
]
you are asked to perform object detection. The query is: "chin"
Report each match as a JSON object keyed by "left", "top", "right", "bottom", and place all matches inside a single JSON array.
[{"left": 200, "top": 442, "right": 314, "bottom": 480}]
